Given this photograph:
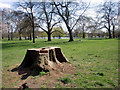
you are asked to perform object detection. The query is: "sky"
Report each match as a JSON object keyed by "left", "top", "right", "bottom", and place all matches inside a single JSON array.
[
  {"left": 0, "top": 2, "right": 11, "bottom": 8},
  {"left": 0, "top": 0, "right": 119, "bottom": 18},
  {"left": 0, "top": 0, "right": 101, "bottom": 20}
]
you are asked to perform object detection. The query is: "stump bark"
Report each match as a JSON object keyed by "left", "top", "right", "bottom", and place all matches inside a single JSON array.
[{"left": 18, "top": 47, "right": 68, "bottom": 72}]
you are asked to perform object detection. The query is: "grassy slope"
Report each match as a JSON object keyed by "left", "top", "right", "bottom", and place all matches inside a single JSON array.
[{"left": 2, "top": 38, "right": 118, "bottom": 88}]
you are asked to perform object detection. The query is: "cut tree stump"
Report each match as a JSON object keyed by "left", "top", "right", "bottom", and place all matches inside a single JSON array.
[{"left": 18, "top": 47, "right": 68, "bottom": 72}]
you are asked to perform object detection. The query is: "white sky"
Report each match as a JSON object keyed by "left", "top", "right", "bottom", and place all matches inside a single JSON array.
[
  {"left": 0, "top": 0, "right": 110, "bottom": 17},
  {"left": 0, "top": 0, "right": 119, "bottom": 17},
  {"left": 0, "top": 3, "right": 11, "bottom": 8}
]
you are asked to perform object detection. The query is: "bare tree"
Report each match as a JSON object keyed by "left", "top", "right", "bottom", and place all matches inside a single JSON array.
[
  {"left": 77, "top": 16, "right": 92, "bottom": 38},
  {"left": 9, "top": 10, "right": 23, "bottom": 40},
  {"left": 53, "top": 1, "right": 90, "bottom": 41},
  {"left": 36, "top": 2, "right": 60, "bottom": 41},
  {"left": 11, "top": 10, "right": 27, "bottom": 40},
  {"left": 2, "top": 9, "right": 15, "bottom": 40},
  {"left": 16, "top": 16, "right": 32, "bottom": 40},
  {"left": 15, "top": 1, "right": 37, "bottom": 43},
  {"left": 99, "top": 1, "right": 117, "bottom": 39},
  {"left": 111, "top": 17, "right": 118, "bottom": 38},
  {"left": 118, "top": 1, "right": 120, "bottom": 38}
]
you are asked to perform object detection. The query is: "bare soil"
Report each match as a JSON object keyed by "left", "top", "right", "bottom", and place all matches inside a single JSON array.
[{"left": 5, "top": 62, "right": 76, "bottom": 88}]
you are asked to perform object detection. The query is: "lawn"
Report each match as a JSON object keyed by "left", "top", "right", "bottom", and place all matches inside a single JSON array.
[{"left": 1, "top": 38, "right": 118, "bottom": 88}]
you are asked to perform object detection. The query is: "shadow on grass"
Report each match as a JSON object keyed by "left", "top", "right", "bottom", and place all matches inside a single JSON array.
[
  {"left": 85, "top": 38, "right": 104, "bottom": 40},
  {"left": 2, "top": 39, "right": 70, "bottom": 49},
  {"left": 44, "top": 41, "right": 69, "bottom": 45},
  {"left": 2, "top": 41, "right": 33, "bottom": 49}
]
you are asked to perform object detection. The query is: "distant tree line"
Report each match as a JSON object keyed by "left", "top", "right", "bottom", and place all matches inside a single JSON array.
[{"left": 1, "top": 0, "right": 119, "bottom": 42}]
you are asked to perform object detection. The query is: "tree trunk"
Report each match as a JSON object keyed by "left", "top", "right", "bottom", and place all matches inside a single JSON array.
[
  {"left": 82, "top": 27, "right": 85, "bottom": 38},
  {"left": 82, "top": 24, "right": 85, "bottom": 38},
  {"left": 11, "top": 32, "right": 13, "bottom": 40},
  {"left": 16, "top": 47, "right": 68, "bottom": 72},
  {"left": 108, "top": 19, "right": 112, "bottom": 39},
  {"left": 68, "top": 27, "right": 73, "bottom": 42},
  {"left": 59, "top": 35, "right": 61, "bottom": 39},
  {"left": 112, "top": 24, "right": 115, "bottom": 38},
  {"left": 48, "top": 32, "right": 51, "bottom": 41},
  {"left": 30, "top": 33, "right": 32, "bottom": 41},
  {"left": 108, "top": 29, "right": 112, "bottom": 39},
  {"left": 32, "top": 13, "right": 35, "bottom": 43},
  {"left": 2, "top": 36, "right": 4, "bottom": 39},
  {"left": 83, "top": 32, "right": 85, "bottom": 38},
  {"left": 25, "top": 36, "right": 27, "bottom": 40},
  {"left": 8, "top": 30, "right": 10, "bottom": 40},
  {"left": 19, "top": 34, "right": 22, "bottom": 40},
  {"left": 10, "top": 26, "right": 13, "bottom": 40},
  {"left": 32, "top": 25, "right": 35, "bottom": 43}
]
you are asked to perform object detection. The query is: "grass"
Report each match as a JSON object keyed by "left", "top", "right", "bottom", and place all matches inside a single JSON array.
[
  {"left": 57, "top": 77, "right": 72, "bottom": 84},
  {"left": 39, "top": 71, "right": 50, "bottom": 77},
  {"left": 1, "top": 38, "right": 118, "bottom": 88}
]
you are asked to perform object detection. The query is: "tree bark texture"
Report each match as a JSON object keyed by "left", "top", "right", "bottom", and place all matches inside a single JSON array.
[
  {"left": 47, "top": 32, "right": 51, "bottom": 41},
  {"left": 108, "top": 29, "right": 112, "bottom": 39},
  {"left": 18, "top": 47, "right": 68, "bottom": 71},
  {"left": 19, "top": 34, "right": 22, "bottom": 40},
  {"left": 112, "top": 24, "right": 115, "bottom": 38},
  {"left": 68, "top": 27, "right": 73, "bottom": 42}
]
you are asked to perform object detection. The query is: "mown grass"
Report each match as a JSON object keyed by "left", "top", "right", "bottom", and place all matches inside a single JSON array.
[{"left": 2, "top": 38, "right": 118, "bottom": 88}]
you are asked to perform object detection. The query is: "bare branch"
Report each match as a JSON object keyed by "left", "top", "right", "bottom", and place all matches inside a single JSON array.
[
  {"left": 51, "top": 21, "right": 60, "bottom": 30},
  {"left": 71, "top": 2, "right": 91, "bottom": 30},
  {"left": 35, "top": 25, "right": 47, "bottom": 33}
]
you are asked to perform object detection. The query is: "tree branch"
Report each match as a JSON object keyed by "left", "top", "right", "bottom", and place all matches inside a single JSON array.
[
  {"left": 35, "top": 25, "right": 48, "bottom": 33},
  {"left": 104, "top": 24, "right": 109, "bottom": 30},
  {"left": 51, "top": 21, "right": 60, "bottom": 30},
  {"left": 71, "top": 2, "right": 91, "bottom": 30}
]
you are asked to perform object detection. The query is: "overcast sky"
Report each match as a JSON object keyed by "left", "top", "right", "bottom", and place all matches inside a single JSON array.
[{"left": 0, "top": 0, "right": 119, "bottom": 17}]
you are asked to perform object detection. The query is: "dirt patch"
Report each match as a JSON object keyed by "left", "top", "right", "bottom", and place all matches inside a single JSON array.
[{"left": 4, "top": 62, "right": 76, "bottom": 88}]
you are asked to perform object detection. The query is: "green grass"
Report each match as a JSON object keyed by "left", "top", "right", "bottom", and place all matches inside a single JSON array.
[
  {"left": 57, "top": 77, "right": 72, "bottom": 84},
  {"left": 39, "top": 70, "right": 50, "bottom": 77},
  {"left": 2, "top": 38, "right": 118, "bottom": 88}
]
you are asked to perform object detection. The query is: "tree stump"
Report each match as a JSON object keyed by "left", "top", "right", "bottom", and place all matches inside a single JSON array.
[{"left": 18, "top": 47, "right": 68, "bottom": 72}]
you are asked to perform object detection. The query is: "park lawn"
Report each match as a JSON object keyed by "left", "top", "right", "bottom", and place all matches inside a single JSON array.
[{"left": 2, "top": 38, "right": 118, "bottom": 88}]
